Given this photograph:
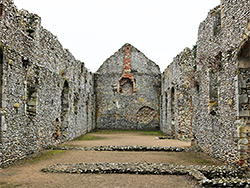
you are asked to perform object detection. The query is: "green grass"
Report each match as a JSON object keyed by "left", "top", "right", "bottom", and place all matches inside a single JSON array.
[
  {"left": 178, "top": 152, "right": 223, "bottom": 166},
  {"left": 71, "top": 129, "right": 165, "bottom": 142},
  {"left": 91, "top": 129, "right": 165, "bottom": 136},
  {"left": 74, "top": 134, "right": 105, "bottom": 141},
  {"left": 27, "top": 150, "right": 66, "bottom": 164},
  {"left": 0, "top": 182, "right": 6, "bottom": 188}
]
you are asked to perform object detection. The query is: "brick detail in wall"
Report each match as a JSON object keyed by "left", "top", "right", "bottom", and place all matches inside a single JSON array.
[{"left": 118, "top": 44, "right": 136, "bottom": 93}]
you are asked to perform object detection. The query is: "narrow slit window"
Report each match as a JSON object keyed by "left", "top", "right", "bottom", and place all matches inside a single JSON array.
[
  {"left": 26, "top": 86, "right": 38, "bottom": 117},
  {"left": 60, "top": 81, "right": 69, "bottom": 122},
  {"left": 213, "top": 10, "right": 221, "bottom": 36},
  {"left": 208, "top": 70, "right": 218, "bottom": 115}
]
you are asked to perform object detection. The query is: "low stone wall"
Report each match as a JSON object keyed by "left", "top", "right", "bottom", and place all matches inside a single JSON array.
[
  {"left": 50, "top": 145, "right": 201, "bottom": 152},
  {"left": 42, "top": 162, "right": 246, "bottom": 187}
]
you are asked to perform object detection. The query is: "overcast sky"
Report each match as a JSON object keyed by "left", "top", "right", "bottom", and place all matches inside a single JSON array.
[{"left": 14, "top": 0, "right": 219, "bottom": 72}]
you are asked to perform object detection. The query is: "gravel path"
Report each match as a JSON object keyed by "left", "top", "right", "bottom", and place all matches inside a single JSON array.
[{"left": 0, "top": 131, "right": 215, "bottom": 188}]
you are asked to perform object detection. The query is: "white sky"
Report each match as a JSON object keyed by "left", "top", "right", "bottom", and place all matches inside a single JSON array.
[{"left": 14, "top": 0, "right": 219, "bottom": 72}]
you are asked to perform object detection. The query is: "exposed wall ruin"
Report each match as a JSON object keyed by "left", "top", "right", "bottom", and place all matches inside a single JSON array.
[
  {"left": 1, "top": 0, "right": 250, "bottom": 168},
  {"left": 192, "top": 1, "right": 250, "bottom": 165},
  {"left": 160, "top": 48, "right": 195, "bottom": 140},
  {"left": 0, "top": 0, "right": 95, "bottom": 167},
  {"left": 95, "top": 44, "right": 161, "bottom": 130},
  {"left": 160, "top": 1, "right": 250, "bottom": 166}
]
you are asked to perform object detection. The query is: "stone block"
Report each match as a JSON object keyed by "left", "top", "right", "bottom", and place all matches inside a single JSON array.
[
  {"left": 239, "top": 60, "right": 250, "bottom": 69},
  {"left": 27, "top": 100, "right": 36, "bottom": 106},
  {"left": 13, "top": 103, "right": 19, "bottom": 108},
  {"left": 239, "top": 110, "right": 250, "bottom": 117},
  {"left": 1, "top": 115, "right": 6, "bottom": 131},
  {"left": 239, "top": 94, "right": 248, "bottom": 104},
  {"left": 240, "top": 126, "right": 250, "bottom": 134},
  {"left": 191, "top": 139, "right": 197, "bottom": 146}
]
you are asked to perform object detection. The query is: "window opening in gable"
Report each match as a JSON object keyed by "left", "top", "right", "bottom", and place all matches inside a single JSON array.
[{"left": 119, "top": 77, "right": 133, "bottom": 95}]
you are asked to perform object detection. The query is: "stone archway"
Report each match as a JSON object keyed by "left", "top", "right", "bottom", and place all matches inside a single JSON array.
[
  {"left": 237, "top": 39, "right": 250, "bottom": 118},
  {"left": 236, "top": 38, "right": 250, "bottom": 166},
  {"left": 119, "top": 77, "right": 133, "bottom": 95}
]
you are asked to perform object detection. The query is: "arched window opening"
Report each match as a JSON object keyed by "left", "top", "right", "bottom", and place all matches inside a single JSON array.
[
  {"left": 237, "top": 39, "right": 250, "bottom": 167},
  {"left": 237, "top": 39, "right": 250, "bottom": 118},
  {"left": 238, "top": 40, "right": 250, "bottom": 69},
  {"left": 119, "top": 77, "right": 133, "bottom": 95}
]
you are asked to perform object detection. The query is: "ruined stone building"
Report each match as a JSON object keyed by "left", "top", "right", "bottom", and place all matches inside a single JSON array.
[
  {"left": 161, "top": 1, "right": 250, "bottom": 166},
  {"left": 95, "top": 44, "right": 161, "bottom": 130},
  {"left": 0, "top": 0, "right": 250, "bottom": 168},
  {"left": 0, "top": 0, "right": 95, "bottom": 167},
  {"left": 160, "top": 47, "right": 195, "bottom": 140},
  {"left": 193, "top": 1, "right": 250, "bottom": 166}
]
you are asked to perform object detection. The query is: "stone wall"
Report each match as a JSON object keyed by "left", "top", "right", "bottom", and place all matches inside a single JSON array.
[
  {"left": 192, "top": 1, "right": 250, "bottom": 165},
  {"left": 1, "top": 0, "right": 250, "bottom": 168},
  {"left": 0, "top": 0, "right": 95, "bottom": 167},
  {"left": 160, "top": 48, "right": 195, "bottom": 140},
  {"left": 95, "top": 44, "right": 161, "bottom": 130},
  {"left": 160, "top": 0, "right": 250, "bottom": 166}
]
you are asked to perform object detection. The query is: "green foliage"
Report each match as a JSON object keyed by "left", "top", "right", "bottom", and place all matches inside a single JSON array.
[{"left": 178, "top": 152, "right": 223, "bottom": 166}]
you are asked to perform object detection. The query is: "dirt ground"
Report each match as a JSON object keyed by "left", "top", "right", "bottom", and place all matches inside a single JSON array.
[
  {"left": 66, "top": 132, "right": 191, "bottom": 147},
  {"left": 0, "top": 131, "right": 221, "bottom": 188}
]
